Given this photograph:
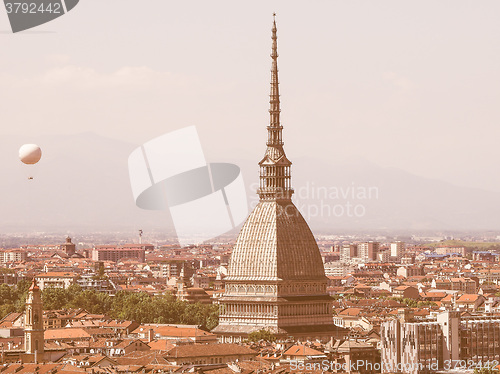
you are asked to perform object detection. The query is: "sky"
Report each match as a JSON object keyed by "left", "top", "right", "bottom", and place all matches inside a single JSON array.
[{"left": 1, "top": 1, "right": 500, "bottom": 234}]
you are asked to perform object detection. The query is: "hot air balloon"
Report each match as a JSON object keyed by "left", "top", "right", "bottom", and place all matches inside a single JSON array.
[
  {"left": 19, "top": 144, "right": 42, "bottom": 179},
  {"left": 19, "top": 144, "right": 42, "bottom": 164}
]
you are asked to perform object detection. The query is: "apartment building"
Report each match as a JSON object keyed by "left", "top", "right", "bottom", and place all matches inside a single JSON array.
[
  {"left": 357, "top": 242, "right": 380, "bottom": 262},
  {"left": 35, "top": 272, "right": 78, "bottom": 290},
  {"left": 390, "top": 241, "right": 405, "bottom": 262},
  {"left": 340, "top": 244, "right": 358, "bottom": 262},
  {"left": 435, "top": 246, "right": 466, "bottom": 256},
  {"left": 431, "top": 277, "right": 477, "bottom": 294},
  {"left": 381, "top": 310, "right": 500, "bottom": 374},
  {"left": 91, "top": 245, "right": 147, "bottom": 263},
  {"left": 0, "top": 249, "right": 27, "bottom": 263},
  {"left": 324, "top": 261, "right": 355, "bottom": 277}
]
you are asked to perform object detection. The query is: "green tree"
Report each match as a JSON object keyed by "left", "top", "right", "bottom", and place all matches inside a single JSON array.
[
  {"left": 70, "top": 289, "right": 112, "bottom": 314},
  {"left": 401, "top": 298, "right": 418, "bottom": 308},
  {"left": 98, "top": 263, "right": 105, "bottom": 277},
  {"left": 42, "top": 288, "right": 72, "bottom": 310},
  {"left": 0, "top": 303, "right": 16, "bottom": 319},
  {"left": 417, "top": 301, "right": 438, "bottom": 308},
  {"left": 67, "top": 283, "right": 82, "bottom": 296},
  {"left": 0, "top": 281, "right": 219, "bottom": 330},
  {"left": 0, "top": 283, "right": 13, "bottom": 302},
  {"left": 16, "top": 279, "right": 31, "bottom": 295},
  {"left": 248, "top": 329, "right": 276, "bottom": 342}
]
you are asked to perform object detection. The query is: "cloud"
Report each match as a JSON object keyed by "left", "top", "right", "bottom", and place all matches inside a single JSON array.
[
  {"left": 3, "top": 64, "right": 190, "bottom": 91},
  {"left": 44, "top": 54, "right": 71, "bottom": 65},
  {"left": 0, "top": 61, "right": 234, "bottom": 146}
]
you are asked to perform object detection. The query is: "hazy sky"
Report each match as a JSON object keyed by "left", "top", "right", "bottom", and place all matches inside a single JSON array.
[{"left": 1, "top": 1, "right": 500, "bottom": 192}]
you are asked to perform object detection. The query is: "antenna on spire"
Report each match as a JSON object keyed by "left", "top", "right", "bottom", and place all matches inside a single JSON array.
[{"left": 269, "top": 13, "right": 280, "bottom": 129}]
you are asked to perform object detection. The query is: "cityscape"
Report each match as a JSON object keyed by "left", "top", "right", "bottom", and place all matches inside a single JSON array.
[{"left": 2, "top": 2, "right": 500, "bottom": 374}]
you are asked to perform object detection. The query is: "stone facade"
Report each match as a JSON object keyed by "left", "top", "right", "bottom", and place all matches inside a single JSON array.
[
  {"left": 24, "top": 280, "right": 44, "bottom": 355},
  {"left": 212, "top": 16, "right": 345, "bottom": 343}
]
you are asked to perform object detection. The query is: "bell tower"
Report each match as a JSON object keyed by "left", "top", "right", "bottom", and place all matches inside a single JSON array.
[
  {"left": 62, "top": 236, "right": 76, "bottom": 256},
  {"left": 24, "top": 279, "right": 44, "bottom": 356}
]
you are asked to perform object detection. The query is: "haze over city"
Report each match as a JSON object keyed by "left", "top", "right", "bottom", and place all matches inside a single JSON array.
[{"left": 1, "top": 1, "right": 500, "bottom": 234}]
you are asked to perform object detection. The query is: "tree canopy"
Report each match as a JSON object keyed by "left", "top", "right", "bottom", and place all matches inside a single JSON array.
[
  {"left": 0, "top": 283, "right": 219, "bottom": 331},
  {"left": 247, "top": 329, "right": 277, "bottom": 342}
]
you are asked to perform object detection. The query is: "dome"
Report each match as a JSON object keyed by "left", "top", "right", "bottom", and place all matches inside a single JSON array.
[{"left": 227, "top": 200, "right": 326, "bottom": 282}]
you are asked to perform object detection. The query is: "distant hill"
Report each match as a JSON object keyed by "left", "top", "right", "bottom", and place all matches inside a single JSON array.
[
  {"left": 425, "top": 240, "right": 500, "bottom": 250},
  {"left": 1, "top": 133, "right": 500, "bottom": 234}
]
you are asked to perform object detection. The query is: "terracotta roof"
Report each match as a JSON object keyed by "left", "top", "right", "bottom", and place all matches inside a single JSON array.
[
  {"left": 36, "top": 272, "right": 78, "bottom": 278},
  {"left": 133, "top": 325, "right": 214, "bottom": 338},
  {"left": 113, "top": 339, "right": 148, "bottom": 349},
  {"left": 102, "top": 320, "right": 136, "bottom": 328},
  {"left": 114, "top": 351, "right": 173, "bottom": 366},
  {"left": 412, "top": 309, "right": 431, "bottom": 316},
  {"left": 441, "top": 294, "right": 454, "bottom": 302},
  {"left": 166, "top": 343, "right": 256, "bottom": 358},
  {"left": 0, "top": 312, "right": 22, "bottom": 323},
  {"left": 284, "top": 344, "right": 324, "bottom": 356},
  {"left": 421, "top": 292, "right": 447, "bottom": 298},
  {"left": 0, "top": 363, "right": 62, "bottom": 373},
  {"left": 44, "top": 328, "right": 91, "bottom": 340},
  {"left": 457, "top": 294, "right": 481, "bottom": 303},
  {"left": 338, "top": 308, "right": 362, "bottom": 317},
  {"left": 147, "top": 339, "right": 175, "bottom": 351},
  {"left": 394, "top": 285, "right": 414, "bottom": 291}
]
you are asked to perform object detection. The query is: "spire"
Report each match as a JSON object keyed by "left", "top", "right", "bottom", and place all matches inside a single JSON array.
[
  {"left": 269, "top": 12, "right": 280, "bottom": 132},
  {"left": 258, "top": 14, "right": 293, "bottom": 201}
]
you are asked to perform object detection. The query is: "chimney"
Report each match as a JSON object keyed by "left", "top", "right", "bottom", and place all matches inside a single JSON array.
[{"left": 148, "top": 329, "right": 154, "bottom": 343}]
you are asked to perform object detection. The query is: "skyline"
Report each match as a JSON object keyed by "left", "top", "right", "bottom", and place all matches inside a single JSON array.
[{"left": 2, "top": 7, "right": 500, "bottom": 371}]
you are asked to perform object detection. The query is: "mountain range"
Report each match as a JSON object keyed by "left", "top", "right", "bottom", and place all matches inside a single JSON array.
[{"left": 1, "top": 133, "right": 499, "bottom": 236}]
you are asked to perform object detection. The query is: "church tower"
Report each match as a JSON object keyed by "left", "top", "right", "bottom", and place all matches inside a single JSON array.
[
  {"left": 24, "top": 279, "right": 44, "bottom": 355},
  {"left": 61, "top": 236, "right": 76, "bottom": 257},
  {"left": 213, "top": 15, "right": 344, "bottom": 342}
]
